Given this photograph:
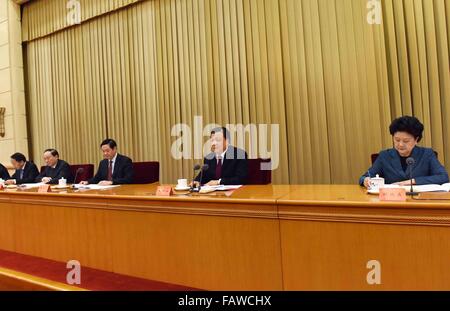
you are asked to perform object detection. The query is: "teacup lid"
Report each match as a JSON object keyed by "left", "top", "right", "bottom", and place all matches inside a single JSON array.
[{"left": 371, "top": 174, "right": 384, "bottom": 180}]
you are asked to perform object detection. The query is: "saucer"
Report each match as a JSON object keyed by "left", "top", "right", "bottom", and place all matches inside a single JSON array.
[
  {"left": 53, "top": 185, "right": 70, "bottom": 189},
  {"left": 174, "top": 186, "right": 190, "bottom": 191}
]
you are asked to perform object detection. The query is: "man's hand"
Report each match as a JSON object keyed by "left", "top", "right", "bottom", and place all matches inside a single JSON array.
[
  {"left": 99, "top": 181, "right": 113, "bottom": 186},
  {"left": 79, "top": 181, "right": 89, "bottom": 185},
  {"left": 5, "top": 179, "right": 15, "bottom": 185},
  {"left": 206, "top": 180, "right": 220, "bottom": 186},
  {"left": 41, "top": 177, "right": 52, "bottom": 184},
  {"left": 190, "top": 181, "right": 200, "bottom": 188}
]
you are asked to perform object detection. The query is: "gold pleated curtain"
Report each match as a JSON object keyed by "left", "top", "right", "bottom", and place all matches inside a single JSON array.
[{"left": 23, "top": 0, "right": 450, "bottom": 184}]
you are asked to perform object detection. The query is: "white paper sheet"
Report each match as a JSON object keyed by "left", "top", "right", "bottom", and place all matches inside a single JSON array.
[
  {"left": 368, "top": 183, "right": 450, "bottom": 194},
  {"left": 72, "top": 184, "right": 120, "bottom": 190}
]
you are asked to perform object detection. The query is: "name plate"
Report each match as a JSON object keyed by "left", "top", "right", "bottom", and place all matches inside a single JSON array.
[
  {"left": 156, "top": 186, "right": 173, "bottom": 196},
  {"left": 38, "top": 184, "right": 52, "bottom": 193},
  {"left": 379, "top": 187, "right": 406, "bottom": 201}
]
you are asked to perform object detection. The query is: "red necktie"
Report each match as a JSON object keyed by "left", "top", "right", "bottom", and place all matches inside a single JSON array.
[
  {"left": 107, "top": 160, "right": 113, "bottom": 181},
  {"left": 215, "top": 157, "right": 222, "bottom": 179}
]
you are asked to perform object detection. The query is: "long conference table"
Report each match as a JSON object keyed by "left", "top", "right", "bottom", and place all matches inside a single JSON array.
[{"left": 0, "top": 183, "right": 450, "bottom": 290}]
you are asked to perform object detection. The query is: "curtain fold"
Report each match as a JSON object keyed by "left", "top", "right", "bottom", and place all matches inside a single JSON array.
[{"left": 22, "top": 0, "right": 143, "bottom": 42}]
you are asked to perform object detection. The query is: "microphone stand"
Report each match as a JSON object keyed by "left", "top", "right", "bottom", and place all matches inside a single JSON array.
[
  {"left": 407, "top": 161, "right": 418, "bottom": 197},
  {"left": 71, "top": 168, "right": 84, "bottom": 189},
  {"left": 190, "top": 165, "right": 200, "bottom": 192},
  {"left": 198, "top": 168, "right": 205, "bottom": 192},
  {"left": 191, "top": 165, "right": 208, "bottom": 193}
]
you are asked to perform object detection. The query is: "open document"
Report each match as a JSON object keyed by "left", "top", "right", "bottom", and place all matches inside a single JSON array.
[{"left": 369, "top": 183, "right": 450, "bottom": 194}]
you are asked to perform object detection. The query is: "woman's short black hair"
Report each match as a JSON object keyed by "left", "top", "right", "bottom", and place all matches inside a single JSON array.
[{"left": 389, "top": 116, "right": 424, "bottom": 142}]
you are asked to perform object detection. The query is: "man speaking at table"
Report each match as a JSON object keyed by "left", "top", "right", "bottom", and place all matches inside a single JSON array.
[
  {"left": 193, "top": 127, "right": 248, "bottom": 186},
  {"left": 80, "top": 139, "right": 134, "bottom": 186}
]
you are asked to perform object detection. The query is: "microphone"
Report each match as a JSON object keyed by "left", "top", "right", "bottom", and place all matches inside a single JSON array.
[
  {"left": 199, "top": 164, "right": 209, "bottom": 187},
  {"left": 72, "top": 168, "right": 84, "bottom": 187},
  {"left": 193, "top": 164, "right": 209, "bottom": 192},
  {"left": 190, "top": 164, "right": 201, "bottom": 191},
  {"left": 406, "top": 157, "right": 417, "bottom": 196}
]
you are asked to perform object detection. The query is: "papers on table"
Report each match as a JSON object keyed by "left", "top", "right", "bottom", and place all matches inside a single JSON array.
[
  {"left": 72, "top": 184, "right": 121, "bottom": 190},
  {"left": 198, "top": 185, "right": 242, "bottom": 193},
  {"left": 409, "top": 184, "right": 450, "bottom": 193},
  {"left": 368, "top": 183, "right": 450, "bottom": 194},
  {"left": 216, "top": 185, "right": 243, "bottom": 191},
  {"left": 20, "top": 183, "right": 45, "bottom": 189},
  {"left": 19, "top": 183, "right": 120, "bottom": 191}
]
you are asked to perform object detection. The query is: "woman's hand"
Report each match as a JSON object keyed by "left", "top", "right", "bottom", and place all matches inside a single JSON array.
[
  {"left": 393, "top": 179, "right": 416, "bottom": 186},
  {"left": 363, "top": 177, "right": 371, "bottom": 188}
]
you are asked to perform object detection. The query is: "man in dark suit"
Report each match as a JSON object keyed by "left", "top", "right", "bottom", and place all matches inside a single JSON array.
[
  {"left": 35, "top": 149, "right": 73, "bottom": 184},
  {"left": 0, "top": 163, "right": 10, "bottom": 181},
  {"left": 80, "top": 139, "right": 133, "bottom": 185},
  {"left": 5, "top": 153, "right": 39, "bottom": 185},
  {"left": 194, "top": 127, "right": 248, "bottom": 186}
]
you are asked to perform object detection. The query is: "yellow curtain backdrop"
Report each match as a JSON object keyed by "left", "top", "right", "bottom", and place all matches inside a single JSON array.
[
  {"left": 26, "top": 0, "right": 160, "bottom": 169},
  {"left": 23, "top": 0, "right": 450, "bottom": 184}
]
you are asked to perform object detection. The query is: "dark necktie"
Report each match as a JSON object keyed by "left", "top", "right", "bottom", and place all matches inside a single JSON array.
[
  {"left": 215, "top": 156, "right": 222, "bottom": 179},
  {"left": 107, "top": 160, "right": 113, "bottom": 181}
]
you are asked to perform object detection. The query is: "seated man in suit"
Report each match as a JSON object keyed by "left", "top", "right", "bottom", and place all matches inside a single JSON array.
[
  {"left": 35, "top": 149, "right": 73, "bottom": 184},
  {"left": 5, "top": 153, "right": 40, "bottom": 185},
  {"left": 0, "top": 163, "right": 10, "bottom": 180},
  {"left": 359, "top": 116, "right": 449, "bottom": 187},
  {"left": 80, "top": 139, "right": 133, "bottom": 185},
  {"left": 193, "top": 127, "right": 248, "bottom": 186}
]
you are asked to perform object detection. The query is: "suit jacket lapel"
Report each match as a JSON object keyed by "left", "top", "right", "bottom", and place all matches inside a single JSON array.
[
  {"left": 222, "top": 146, "right": 235, "bottom": 172},
  {"left": 22, "top": 163, "right": 28, "bottom": 177},
  {"left": 54, "top": 160, "right": 61, "bottom": 175},
  {"left": 411, "top": 146, "right": 421, "bottom": 165},
  {"left": 209, "top": 155, "right": 216, "bottom": 179},
  {"left": 388, "top": 149, "right": 407, "bottom": 180},
  {"left": 409, "top": 146, "right": 422, "bottom": 175},
  {"left": 112, "top": 154, "right": 120, "bottom": 178}
]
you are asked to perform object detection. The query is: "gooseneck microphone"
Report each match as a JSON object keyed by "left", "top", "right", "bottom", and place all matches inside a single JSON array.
[
  {"left": 190, "top": 164, "right": 201, "bottom": 191},
  {"left": 72, "top": 168, "right": 85, "bottom": 188},
  {"left": 406, "top": 157, "right": 418, "bottom": 196},
  {"left": 190, "top": 164, "right": 208, "bottom": 192},
  {"left": 198, "top": 164, "right": 209, "bottom": 191}
]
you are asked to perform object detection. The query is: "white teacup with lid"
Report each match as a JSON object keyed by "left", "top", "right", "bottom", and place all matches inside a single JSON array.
[
  {"left": 369, "top": 174, "right": 385, "bottom": 190},
  {"left": 59, "top": 177, "right": 67, "bottom": 187}
]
